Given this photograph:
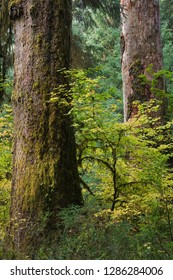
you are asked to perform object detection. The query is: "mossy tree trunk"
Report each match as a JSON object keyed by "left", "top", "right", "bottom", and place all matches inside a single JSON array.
[
  {"left": 8, "top": 0, "right": 83, "bottom": 257},
  {"left": 120, "top": 0, "right": 166, "bottom": 122}
]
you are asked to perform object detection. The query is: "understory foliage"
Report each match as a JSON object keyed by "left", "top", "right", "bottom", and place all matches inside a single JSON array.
[
  {"left": 1, "top": 69, "right": 173, "bottom": 259},
  {"left": 34, "top": 69, "right": 173, "bottom": 260},
  {"left": 0, "top": 104, "right": 12, "bottom": 257}
]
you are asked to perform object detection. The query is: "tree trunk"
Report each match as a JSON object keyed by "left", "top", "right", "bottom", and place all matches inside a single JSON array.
[
  {"left": 0, "top": 0, "right": 12, "bottom": 104},
  {"left": 120, "top": 0, "right": 166, "bottom": 122},
  {"left": 8, "top": 0, "right": 82, "bottom": 257},
  {"left": 0, "top": 51, "right": 7, "bottom": 104}
]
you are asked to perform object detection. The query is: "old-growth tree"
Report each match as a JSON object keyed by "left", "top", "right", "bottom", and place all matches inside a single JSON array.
[
  {"left": 8, "top": 0, "right": 82, "bottom": 256},
  {"left": 120, "top": 0, "right": 166, "bottom": 121}
]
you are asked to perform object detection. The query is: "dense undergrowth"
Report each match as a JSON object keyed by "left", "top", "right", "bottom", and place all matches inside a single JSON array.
[
  {"left": 0, "top": 104, "right": 12, "bottom": 258},
  {"left": 1, "top": 70, "right": 173, "bottom": 259},
  {"left": 39, "top": 69, "right": 173, "bottom": 260}
]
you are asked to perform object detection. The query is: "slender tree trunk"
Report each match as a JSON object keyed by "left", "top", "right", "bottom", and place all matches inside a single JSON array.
[
  {"left": 8, "top": 0, "right": 82, "bottom": 257},
  {"left": 120, "top": 0, "right": 166, "bottom": 122},
  {"left": 0, "top": 71, "right": 5, "bottom": 104},
  {"left": 0, "top": 0, "right": 11, "bottom": 104},
  {"left": 0, "top": 47, "right": 6, "bottom": 104}
]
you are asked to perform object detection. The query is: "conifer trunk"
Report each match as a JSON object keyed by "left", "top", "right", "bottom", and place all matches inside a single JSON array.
[
  {"left": 8, "top": 0, "right": 82, "bottom": 257},
  {"left": 120, "top": 0, "right": 166, "bottom": 121}
]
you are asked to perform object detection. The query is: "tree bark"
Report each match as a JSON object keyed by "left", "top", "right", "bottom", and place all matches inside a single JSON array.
[
  {"left": 0, "top": 0, "right": 12, "bottom": 104},
  {"left": 8, "top": 0, "right": 83, "bottom": 257},
  {"left": 120, "top": 0, "right": 166, "bottom": 122}
]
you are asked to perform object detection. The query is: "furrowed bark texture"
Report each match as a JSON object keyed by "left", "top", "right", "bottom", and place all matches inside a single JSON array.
[
  {"left": 8, "top": 0, "right": 82, "bottom": 256},
  {"left": 120, "top": 0, "right": 166, "bottom": 121}
]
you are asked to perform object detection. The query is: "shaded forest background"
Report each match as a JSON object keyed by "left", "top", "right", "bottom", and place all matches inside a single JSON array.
[{"left": 1, "top": 0, "right": 173, "bottom": 259}]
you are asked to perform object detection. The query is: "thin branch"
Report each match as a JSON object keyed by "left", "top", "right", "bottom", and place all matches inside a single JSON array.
[
  {"left": 81, "top": 155, "right": 114, "bottom": 173},
  {"left": 79, "top": 176, "right": 95, "bottom": 196}
]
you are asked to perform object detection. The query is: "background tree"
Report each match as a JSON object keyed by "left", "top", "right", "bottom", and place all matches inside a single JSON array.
[
  {"left": 7, "top": 0, "right": 82, "bottom": 258},
  {"left": 120, "top": 0, "right": 166, "bottom": 122},
  {"left": 0, "top": 0, "right": 13, "bottom": 104},
  {"left": 72, "top": 0, "right": 123, "bottom": 116}
]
